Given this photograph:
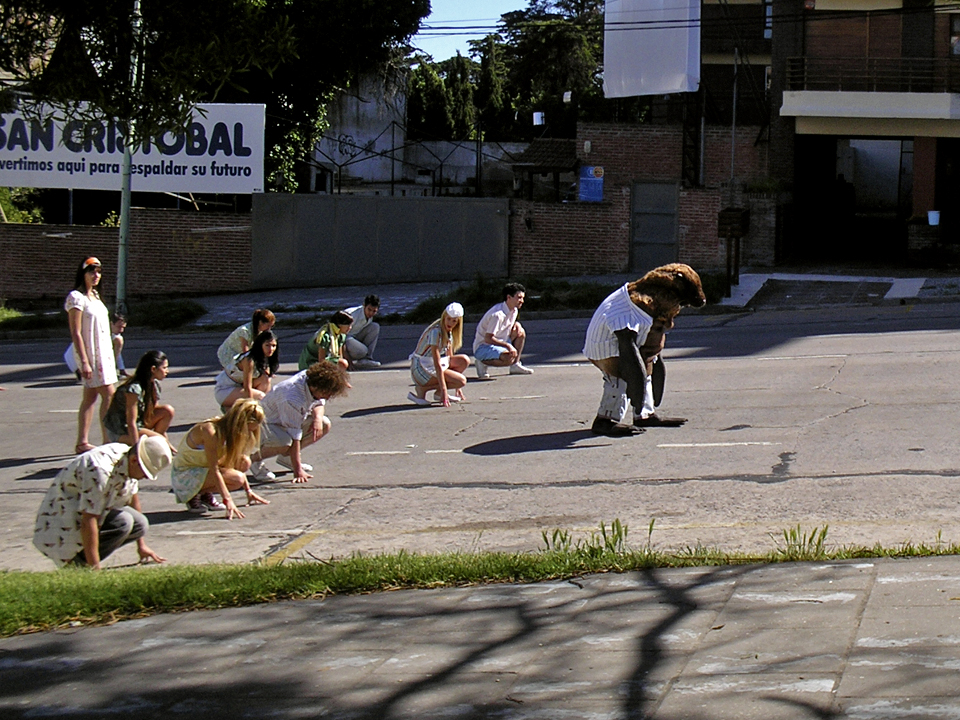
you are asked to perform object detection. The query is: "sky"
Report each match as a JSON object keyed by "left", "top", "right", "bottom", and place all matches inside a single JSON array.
[{"left": 411, "top": 0, "right": 528, "bottom": 61}]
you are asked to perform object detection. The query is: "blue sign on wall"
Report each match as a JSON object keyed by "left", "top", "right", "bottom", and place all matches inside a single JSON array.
[{"left": 579, "top": 166, "right": 604, "bottom": 202}]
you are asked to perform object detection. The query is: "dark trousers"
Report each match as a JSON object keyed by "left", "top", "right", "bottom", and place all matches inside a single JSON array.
[{"left": 70, "top": 507, "right": 148, "bottom": 565}]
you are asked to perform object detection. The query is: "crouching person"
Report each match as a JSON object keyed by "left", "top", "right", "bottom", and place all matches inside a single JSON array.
[
  {"left": 251, "top": 361, "right": 351, "bottom": 484},
  {"left": 171, "top": 399, "right": 271, "bottom": 518},
  {"left": 33, "top": 437, "right": 173, "bottom": 569}
]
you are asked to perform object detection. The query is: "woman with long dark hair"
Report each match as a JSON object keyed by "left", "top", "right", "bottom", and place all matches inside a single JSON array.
[
  {"left": 103, "top": 350, "right": 175, "bottom": 449},
  {"left": 213, "top": 329, "right": 279, "bottom": 410},
  {"left": 66, "top": 257, "right": 116, "bottom": 453}
]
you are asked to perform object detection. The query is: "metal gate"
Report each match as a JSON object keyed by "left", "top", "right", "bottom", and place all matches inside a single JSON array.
[
  {"left": 630, "top": 182, "right": 679, "bottom": 273},
  {"left": 252, "top": 195, "right": 509, "bottom": 288}
]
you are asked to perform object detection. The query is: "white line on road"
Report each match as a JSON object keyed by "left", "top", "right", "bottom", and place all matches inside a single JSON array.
[
  {"left": 48, "top": 410, "right": 76, "bottom": 413},
  {"left": 498, "top": 395, "right": 546, "bottom": 400},
  {"left": 756, "top": 355, "right": 847, "bottom": 361},
  {"left": 425, "top": 449, "right": 461, "bottom": 454},
  {"left": 346, "top": 451, "right": 411, "bottom": 456},
  {"left": 657, "top": 442, "right": 781, "bottom": 448}
]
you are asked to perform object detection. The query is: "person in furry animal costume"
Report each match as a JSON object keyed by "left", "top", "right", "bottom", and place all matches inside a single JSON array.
[{"left": 583, "top": 263, "right": 706, "bottom": 437}]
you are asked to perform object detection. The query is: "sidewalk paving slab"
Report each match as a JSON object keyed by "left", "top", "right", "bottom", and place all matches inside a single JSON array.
[{"left": 4, "top": 556, "right": 960, "bottom": 718}]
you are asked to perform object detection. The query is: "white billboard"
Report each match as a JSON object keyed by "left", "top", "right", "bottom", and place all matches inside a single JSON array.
[
  {"left": 0, "top": 103, "right": 265, "bottom": 193},
  {"left": 604, "top": 0, "right": 700, "bottom": 98}
]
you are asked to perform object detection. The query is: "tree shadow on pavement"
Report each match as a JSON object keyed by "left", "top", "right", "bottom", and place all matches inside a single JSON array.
[
  {"left": 1, "top": 564, "right": 829, "bottom": 720},
  {"left": 463, "top": 429, "right": 608, "bottom": 456}
]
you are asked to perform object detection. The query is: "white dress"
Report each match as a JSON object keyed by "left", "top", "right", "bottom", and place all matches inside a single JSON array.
[{"left": 65, "top": 290, "right": 118, "bottom": 388}]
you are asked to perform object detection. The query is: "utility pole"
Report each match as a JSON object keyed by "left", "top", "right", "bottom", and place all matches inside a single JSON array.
[{"left": 116, "top": 0, "right": 142, "bottom": 315}]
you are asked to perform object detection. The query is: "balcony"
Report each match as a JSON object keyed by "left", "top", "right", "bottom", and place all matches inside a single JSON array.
[
  {"left": 782, "top": 57, "right": 960, "bottom": 135},
  {"left": 786, "top": 57, "right": 960, "bottom": 94}
]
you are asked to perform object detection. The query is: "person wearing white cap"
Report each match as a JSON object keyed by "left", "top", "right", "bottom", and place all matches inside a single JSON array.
[
  {"left": 33, "top": 437, "right": 173, "bottom": 570},
  {"left": 408, "top": 302, "right": 471, "bottom": 407}
]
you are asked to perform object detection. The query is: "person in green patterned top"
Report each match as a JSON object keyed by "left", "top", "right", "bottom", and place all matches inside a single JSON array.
[{"left": 298, "top": 310, "right": 352, "bottom": 371}]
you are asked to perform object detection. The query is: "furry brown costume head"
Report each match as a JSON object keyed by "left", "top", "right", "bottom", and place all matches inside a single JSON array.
[{"left": 627, "top": 263, "right": 706, "bottom": 328}]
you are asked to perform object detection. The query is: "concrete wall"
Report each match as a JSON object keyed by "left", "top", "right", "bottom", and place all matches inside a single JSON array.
[{"left": 251, "top": 194, "right": 509, "bottom": 288}]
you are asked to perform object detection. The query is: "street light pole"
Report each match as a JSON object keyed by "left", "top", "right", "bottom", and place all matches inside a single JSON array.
[{"left": 116, "top": 0, "right": 142, "bottom": 315}]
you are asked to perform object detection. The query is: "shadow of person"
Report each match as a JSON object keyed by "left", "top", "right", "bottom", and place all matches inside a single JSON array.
[
  {"left": 341, "top": 404, "right": 431, "bottom": 419},
  {"left": 463, "top": 429, "right": 606, "bottom": 456}
]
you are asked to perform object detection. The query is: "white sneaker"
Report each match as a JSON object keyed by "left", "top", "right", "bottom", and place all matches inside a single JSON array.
[
  {"left": 407, "top": 391, "right": 431, "bottom": 406},
  {"left": 277, "top": 455, "right": 312, "bottom": 473},
  {"left": 434, "top": 391, "right": 462, "bottom": 403},
  {"left": 250, "top": 460, "right": 276, "bottom": 481},
  {"left": 476, "top": 361, "right": 490, "bottom": 379},
  {"left": 510, "top": 362, "right": 534, "bottom": 375},
  {"left": 354, "top": 358, "right": 381, "bottom": 369}
]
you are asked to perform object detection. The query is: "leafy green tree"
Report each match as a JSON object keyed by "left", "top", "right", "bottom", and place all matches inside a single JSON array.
[
  {"left": 406, "top": 60, "right": 453, "bottom": 141},
  {"left": 499, "top": 0, "right": 604, "bottom": 138},
  {"left": 447, "top": 53, "right": 476, "bottom": 139},
  {"left": 0, "top": 0, "right": 430, "bottom": 191},
  {"left": 0, "top": 1, "right": 295, "bottom": 143},
  {"left": 471, "top": 36, "right": 515, "bottom": 141}
]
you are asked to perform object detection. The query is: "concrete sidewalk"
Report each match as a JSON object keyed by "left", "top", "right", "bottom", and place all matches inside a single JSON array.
[
  {"left": 192, "top": 270, "right": 960, "bottom": 328},
  {"left": 2, "top": 555, "right": 958, "bottom": 718}
]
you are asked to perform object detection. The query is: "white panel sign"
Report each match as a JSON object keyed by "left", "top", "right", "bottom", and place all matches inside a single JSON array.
[
  {"left": 604, "top": 0, "right": 701, "bottom": 98},
  {"left": 0, "top": 104, "right": 265, "bottom": 193}
]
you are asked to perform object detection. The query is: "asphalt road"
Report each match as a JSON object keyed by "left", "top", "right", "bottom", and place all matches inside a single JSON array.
[{"left": 3, "top": 301, "right": 960, "bottom": 571}]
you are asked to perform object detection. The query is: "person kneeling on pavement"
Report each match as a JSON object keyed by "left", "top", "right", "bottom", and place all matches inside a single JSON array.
[
  {"left": 171, "top": 398, "right": 271, "bottom": 518},
  {"left": 251, "top": 361, "right": 351, "bottom": 483},
  {"left": 343, "top": 294, "right": 382, "bottom": 369},
  {"left": 33, "top": 437, "right": 172, "bottom": 569}
]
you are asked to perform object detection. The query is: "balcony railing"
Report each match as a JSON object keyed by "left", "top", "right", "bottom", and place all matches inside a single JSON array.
[{"left": 786, "top": 57, "right": 960, "bottom": 93}]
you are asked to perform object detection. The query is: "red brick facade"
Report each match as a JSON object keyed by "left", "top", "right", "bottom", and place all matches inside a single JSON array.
[
  {"left": 0, "top": 209, "right": 251, "bottom": 303},
  {"left": 509, "top": 122, "right": 773, "bottom": 276}
]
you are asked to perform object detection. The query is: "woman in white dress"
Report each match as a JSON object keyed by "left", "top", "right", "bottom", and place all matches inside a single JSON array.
[{"left": 66, "top": 257, "right": 117, "bottom": 453}]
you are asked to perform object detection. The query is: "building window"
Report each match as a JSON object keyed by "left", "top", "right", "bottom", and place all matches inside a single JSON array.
[
  {"left": 764, "top": 0, "right": 773, "bottom": 40},
  {"left": 952, "top": 16, "right": 960, "bottom": 56}
]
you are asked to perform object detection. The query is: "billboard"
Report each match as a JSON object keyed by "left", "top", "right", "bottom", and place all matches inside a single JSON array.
[
  {"left": 604, "top": 0, "right": 700, "bottom": 98},
  {"left": 0, "top": 104, "right": 265, "bottom": 193}
]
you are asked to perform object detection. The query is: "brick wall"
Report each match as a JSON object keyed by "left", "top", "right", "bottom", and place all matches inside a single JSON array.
[
  {"left": 507, "top": 122, "right": 772, "bottom": 276},
  {"left": 510, "top": 190, "right": 632, "bottom": 276},
  {"left": 0, "top": 209, "right": 251, "bottom": 303}
]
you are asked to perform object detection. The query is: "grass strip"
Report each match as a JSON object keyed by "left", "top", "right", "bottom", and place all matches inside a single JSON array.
[{"left": 3, "top": 523, "right": 960, "bottom": 638}]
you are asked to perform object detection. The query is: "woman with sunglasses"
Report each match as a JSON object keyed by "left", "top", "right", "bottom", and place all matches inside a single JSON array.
[{"left": 66, "top": 257, "right": 117, "bottom": 454}]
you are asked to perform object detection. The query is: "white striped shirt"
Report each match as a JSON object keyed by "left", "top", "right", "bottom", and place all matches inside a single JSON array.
[
  {"left": 583, "top": 284, "right": 653, "bottom": 360},
  {"left": 259, "top": 371, "right": 324, "bottom": 442}
]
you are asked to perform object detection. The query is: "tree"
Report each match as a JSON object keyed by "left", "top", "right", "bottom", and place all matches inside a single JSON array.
[
  {"left": 0, "top": 1, "right": 295, "bottom": 143},
  {"left": 499, "top": 0, "right": 604, "bottom": 138},
  {"left": 472, "top": 35, "right": 515, "bottom": 141},
  {"left": 0, "top": 0, "right": 431, "bottom": 191},
  {"left": 447, "top": 53, "right": 475, "bottom": 140},
  {"left": 406, "top": 60, "right": 453, "bottom": 141}
]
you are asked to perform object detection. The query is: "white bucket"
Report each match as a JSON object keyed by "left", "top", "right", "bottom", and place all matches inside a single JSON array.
[{"left": 928, "top": 210, "right": 940, "bottom": 226}]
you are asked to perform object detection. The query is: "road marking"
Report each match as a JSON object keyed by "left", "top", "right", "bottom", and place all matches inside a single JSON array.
[
  {"left": 499, "top": 395, "right": 546, "bottom": 400},
  {"left": 175, "top": 529, "right": 303, "bottom": 536},
  {"left": 425, "top": 449, "right": 461, "bottom": 454},
  {"left": 756, "top": 355, "right": 846, "bottom": 361},
  {"left": 658, "top": 442, "right": 781, "bottom": 448},
  {"left": 345, "top": 450, "right": 410, "bottom": 456},
  {"left": 262, "top": 530, "right": 323, "bottom": 566},
  {"left": 49, "top": 410, "right": 76, "bottom": 413}
]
